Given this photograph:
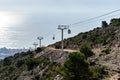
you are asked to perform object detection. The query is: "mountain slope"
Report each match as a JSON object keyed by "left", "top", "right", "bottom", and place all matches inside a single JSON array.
[{"left": 0, "top": 18, "right": 120, "bottom": 80}]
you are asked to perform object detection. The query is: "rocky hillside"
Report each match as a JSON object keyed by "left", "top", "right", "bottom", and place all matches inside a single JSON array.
[
  {"left": 0, "top": 18, "right": 120, "bottom": 80},
  {"left": 1, "top": 46, "right": 120, "bottom": 80},
  {"left": 0, "top": 47, "right": 73, "bottom": 80}
]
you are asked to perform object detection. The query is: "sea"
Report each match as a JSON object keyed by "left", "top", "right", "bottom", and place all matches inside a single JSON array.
[
  {"left": 0, "top": 24, "right": 42, "bottom": 59},
  {"left": 0, "top": 24, "right": 57, "bottom": 59}
]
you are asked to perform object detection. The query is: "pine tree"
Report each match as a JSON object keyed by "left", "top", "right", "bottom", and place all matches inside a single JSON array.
[{"left": 63, "top": 52, "right": 90, "bottom": 80}]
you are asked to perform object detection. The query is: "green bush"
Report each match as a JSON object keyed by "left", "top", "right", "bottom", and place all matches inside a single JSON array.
[
  {"left": 102, "top": 48, "right": 111, "bottom": 54},
  {"left": 35, "top": 47, "right": 45, "bottom": 53},
  {"left": 80, "top": 44, "right": 94, "bottom": 58},
  {"left": 55, "top": 44, "right": 61, "bottom": 49},
  {"left": 26, "top": 58, "right": 41, "bottom": 70},
  {"left": 82, "top": 34, "right": 87, "bottom": 39},
  {"left": 115, "top": 70, "right": 120, "bottom": 73},
  {"left": 26, "top": 57, "right": 48, "bottom": 70},
  {"left": 29, "top": 51, "right": 36, "bottom": 58},
  {"left": 89, "top": 66, "right": 107, "bottom": 79},
  {"left": 8, "top": 66, "right": 15, "bottom": 73},
  {"left": 110, "top": 18, "right": 120, "bottom": 26},
  {"left": 3, "top": 56, "right": 13, "bottom": 66},
  {"left": 102, "top": 21, "right": 108, "bottom": 28},
  {"left": 63, "top": 52, "right": 90, "bottom": 80},
  {"left": 16, "top": 60, "right": 25, "bottom": 68}
]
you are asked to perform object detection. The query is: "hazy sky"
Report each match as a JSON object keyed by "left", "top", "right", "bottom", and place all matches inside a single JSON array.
[{"left": 0, "top": 0, "right": 120, "bottom": 48}]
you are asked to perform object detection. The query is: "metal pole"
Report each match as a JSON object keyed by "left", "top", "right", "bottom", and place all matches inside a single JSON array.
[
  {"left": 58, "top": 25, "right": 69, "bottom": 52},
  {"left": 33, "top": 42, "right": 38, "bottom": 50},
  {"left": 37, "top": 37, "right": 43, "bottom": 48},
  {"left": 40, "top": 39, "right": 41, "bottom": 48},
  {"left": 35, "top": 45, "right": 37, "bottom": 50},
  {"left": 38, "top": 39, "right": 41, "bottom": 48},
  {"left": 61, "top": 29, "right": 64, "bottom": 51}
]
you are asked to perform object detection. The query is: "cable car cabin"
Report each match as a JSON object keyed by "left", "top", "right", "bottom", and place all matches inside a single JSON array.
[
  {"left": 68, "top": 29, "right": 71, "bottom": 34},
  {"left": 53, "top": 36, "right": 55, "bottom": 40}
]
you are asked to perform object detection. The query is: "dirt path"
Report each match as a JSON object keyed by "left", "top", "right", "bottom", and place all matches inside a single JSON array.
[{"left": 47, "top": 47, "right": 79, "bottom": 53}]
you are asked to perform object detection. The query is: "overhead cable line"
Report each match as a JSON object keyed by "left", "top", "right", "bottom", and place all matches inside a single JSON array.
[
  {"left": 70, "top": 9, "right": 120, "bottom": 26},
  {"left": 71, "top": 12, "right": 120, "bottom": 27},
  {"left": 39, "top": 9, "right": 120, "bottom": 39},
  {"left": 33, "top": 9, "right": 120, "bottom": 47}
]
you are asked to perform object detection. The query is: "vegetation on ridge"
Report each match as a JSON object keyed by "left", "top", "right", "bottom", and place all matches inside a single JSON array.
[{"left": 0, "top": 18, "right": 120, "bottom": 79}]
